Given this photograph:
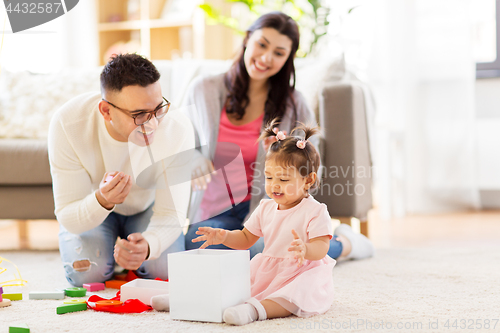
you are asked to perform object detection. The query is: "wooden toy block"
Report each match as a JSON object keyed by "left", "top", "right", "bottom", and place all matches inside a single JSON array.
[
  {"left": 0, "top": 298, "right": 12, "bottom": 307},
  {"left": 83, "top": 283, "right": 105, "bottom": 292},
  {"left": 64, "top": 299, "right": 87, "bottom": 304},
  {"left": 2, "top": 293, "right": 22, "bottom": 301},
  {"left": 114, "top": 273, "right": 127, "bottom": 281},
  {"left": 8, "top": 323, "right": 29, "bottom": 333},
  {"left": 64, "top": 287, "right": 87, "bottom": 297},
  {"left": 56, "top": 303, "right": 88, "bottom": 314},
  {"left": 95, "top": 300, "right": 122, "bottom": 309},
  {"left": 105, "top": 280, "right": 127, "bottom": 289},
  {"left": 29, "top": 291, "right": 65, "bottom": 300}
]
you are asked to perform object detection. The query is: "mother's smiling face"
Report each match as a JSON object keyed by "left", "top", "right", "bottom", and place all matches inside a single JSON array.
[{"left": 243, "top": 27, "right": 293, "bottom": 85}]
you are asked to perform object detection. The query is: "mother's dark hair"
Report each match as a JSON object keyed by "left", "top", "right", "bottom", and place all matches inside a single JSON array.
[{"left": 224, "top": 11, "right": 300, "bottom": 124}]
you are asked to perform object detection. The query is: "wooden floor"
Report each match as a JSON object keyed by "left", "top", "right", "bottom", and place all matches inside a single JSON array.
[
  {"left": 1, "top": 209, "right": 500, "bottom": 250},
  {"left": 0, "top": 220, "right": 59, "bottom": 250},
  {"left": 367, "top": 209, "right": 500, "bottom": 248}
]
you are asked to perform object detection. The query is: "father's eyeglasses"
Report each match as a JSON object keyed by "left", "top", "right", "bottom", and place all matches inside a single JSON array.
[{"left": 102, "top": 97, "right": 171, "bottom": 126}]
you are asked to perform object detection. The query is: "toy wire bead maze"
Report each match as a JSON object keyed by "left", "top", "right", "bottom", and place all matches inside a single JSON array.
[{"left": 0, "top": 256, "right": 28, "bottom": 287}]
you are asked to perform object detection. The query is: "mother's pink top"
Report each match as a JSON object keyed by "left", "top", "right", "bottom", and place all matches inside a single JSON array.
[{"left": 199, "top": 107, "right": 264, "bottom": 220}]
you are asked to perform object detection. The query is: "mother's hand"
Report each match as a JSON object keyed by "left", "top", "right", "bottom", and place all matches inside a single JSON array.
[{"left": 191, "top": 155, "right": 216, "bottom": 191}]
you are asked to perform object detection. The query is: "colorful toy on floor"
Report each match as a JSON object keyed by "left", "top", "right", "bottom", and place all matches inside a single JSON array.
[
  {"left": 120, "top": 279, "right": 168, "bottom": 306},
  {"left": 83, "top": 283, "right": 105, "bottom": 292},
  {"left": 0, "top": 256, "right": 27, "bottom": 287},
  {"left": 95, "top": 300, "right": 122, "bottom": 309},
  {"left": 2, "top": 293, "right": 22, "bottom": 301},
  {"left": 87, "top": 292, "right": 152, "bottom": 313},
  {"left": 125, "top": 270, "right": 139, "bottom": 281},
  {"left": 114, "top": 270, "right": 139, "bottom": 282},
  {"left": 105, "top": 280, "right": 127, "bottom": 289},
  {"left": 8, "top": 323, "right": 29, "bottom": 332},
  {"left": 56, "top": 302, "right": 88, "bottom": 314},
  {"left": 64, "top": 287, "right": 87, "bottom": 297},
  {"left": 29, "top": 291, "right": 65, "bottom": 300},
  {"left": 0, "top": 298, "right": 11, "bottom": 307},
  {"left": 64, "top": 299, "right": 87, "bottom": 304},
  {"left": 0, "top": 285, "right": 11, "bottom": 307},
  {"left": 114, "top": 273, "right": 127, "bottom": 281}
]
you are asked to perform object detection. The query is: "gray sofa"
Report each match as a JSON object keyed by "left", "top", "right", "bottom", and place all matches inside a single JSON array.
[{"left": 0, "top": 60, "right": 373, "bottom": 235}]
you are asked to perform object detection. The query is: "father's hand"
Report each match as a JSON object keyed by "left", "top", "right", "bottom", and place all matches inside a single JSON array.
[
  {"left": 114, "top": 233, "right": 150, "bottom": 270},
  {"left": 95, "top": 171, "right": 133, "bottom": 210}
]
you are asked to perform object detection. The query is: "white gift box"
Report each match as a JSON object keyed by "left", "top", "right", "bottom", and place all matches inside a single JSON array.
[
  {"left": 120, "top": 279, "right": 169, "bottom": 305},
  {"left": 168, "top": 249, "right": 251, "bottom": 322}
]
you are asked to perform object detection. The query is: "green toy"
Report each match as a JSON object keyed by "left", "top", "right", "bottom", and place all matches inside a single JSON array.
[
  {"left": 64, "top": 287, "right": 87, "bottom": 297},
  {"left": 56, "top": 303, "right": 88, "bottom": 314},
  {"left": 9, "top": 323, "right": 30, "bottom": 332}
]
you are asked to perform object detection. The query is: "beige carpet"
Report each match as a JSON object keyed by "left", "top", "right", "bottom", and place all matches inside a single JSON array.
[{"left": 0, "top": 246, "right": 498, "bottom": 333}]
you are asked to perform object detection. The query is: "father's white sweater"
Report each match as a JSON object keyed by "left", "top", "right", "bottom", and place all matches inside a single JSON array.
[{"left": 48, "top": 92, "right": 194, "bottom": 260}]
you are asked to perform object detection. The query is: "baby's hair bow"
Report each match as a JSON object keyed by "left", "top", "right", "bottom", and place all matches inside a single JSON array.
[
  {"left": 276, "top": 131, "right": 286, "bottom": 141},
  {"left": 296, "top": 140, "right": 307, "bottom": 149}
]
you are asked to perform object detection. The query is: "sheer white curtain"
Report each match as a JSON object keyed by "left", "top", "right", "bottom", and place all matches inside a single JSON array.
[
  {"left": 58, "top": 0, "right": 98, "bottom": 68},
  {"left": 364, "top": 0, "right": 480, "bottom": 217}
]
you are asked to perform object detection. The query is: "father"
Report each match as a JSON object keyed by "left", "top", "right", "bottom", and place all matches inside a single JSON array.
[{"left": 48, "top": 54, "right": 194, "bottom": 286}]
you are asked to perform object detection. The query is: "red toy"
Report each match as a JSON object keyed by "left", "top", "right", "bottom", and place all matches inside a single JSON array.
[{"left": 87, "top": 291, "right": 152, "bottom": 313}]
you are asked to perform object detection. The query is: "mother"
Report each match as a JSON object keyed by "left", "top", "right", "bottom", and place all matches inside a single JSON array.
[{"left": 183, "top": 12, "right": 373, "bottom": 260}]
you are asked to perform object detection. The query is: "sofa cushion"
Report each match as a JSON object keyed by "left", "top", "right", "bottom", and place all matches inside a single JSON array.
[
  {"left": 0, "top": 68, "right": 102, "bottom": 139},
  {"left": 0, "top": 185, "right": 55, "bottom": 219},
  {"left": 0, "top": 139, "right": 52, "bottom": 185}
]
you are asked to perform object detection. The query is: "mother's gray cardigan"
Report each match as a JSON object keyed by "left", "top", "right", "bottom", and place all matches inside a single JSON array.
[{"left": 184, "top": 73, "right": 319, "bottom": 224}]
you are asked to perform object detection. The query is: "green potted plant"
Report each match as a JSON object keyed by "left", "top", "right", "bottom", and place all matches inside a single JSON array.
[{"left": 199, "top": 0, "right": 356, "bottom": 57}]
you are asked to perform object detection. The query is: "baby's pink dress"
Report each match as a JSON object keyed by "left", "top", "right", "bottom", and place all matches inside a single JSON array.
[{"left": 244, "top": 195, "right": 336, "bottom": 317}]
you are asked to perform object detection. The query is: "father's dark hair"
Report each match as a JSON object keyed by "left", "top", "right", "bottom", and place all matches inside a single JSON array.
[{"left": 100, "top": 53, "right": 160, "bottom": 93}]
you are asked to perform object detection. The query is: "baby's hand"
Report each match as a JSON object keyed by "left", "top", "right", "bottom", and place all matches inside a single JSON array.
[
  {"left": 192, "top": 227, "right": 228, "bottom": 249},
  {"left": 288, "top": 229, "right": 306, "bottom": 267}
]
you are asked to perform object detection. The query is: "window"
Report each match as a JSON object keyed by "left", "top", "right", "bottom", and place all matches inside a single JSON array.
[
  {"left": 0, "top": 9, "right": 64, "bottom": 73},
  {"left": 475, "top": 0, "right": 500, "bottom": 78}
]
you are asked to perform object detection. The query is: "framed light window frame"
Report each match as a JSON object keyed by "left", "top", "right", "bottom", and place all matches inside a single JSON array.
[{"left": 477, "top": 0, "right": 500, "bottom": 78}]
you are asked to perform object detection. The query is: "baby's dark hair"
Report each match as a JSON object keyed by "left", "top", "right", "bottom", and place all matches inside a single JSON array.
[{"left": 259, "top": 119, "right": 321, "bottom": 189}]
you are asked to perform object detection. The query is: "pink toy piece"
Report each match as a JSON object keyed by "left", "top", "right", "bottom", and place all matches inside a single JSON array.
[
  {"left": 0, "top": 294, "right": 2, "bottom": 302},
  {"left": 83, "top": 283, "right": 105, "bottom": 292},
  {"left": 105, "top": 175, "right": 114, "bottom": 183}
]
